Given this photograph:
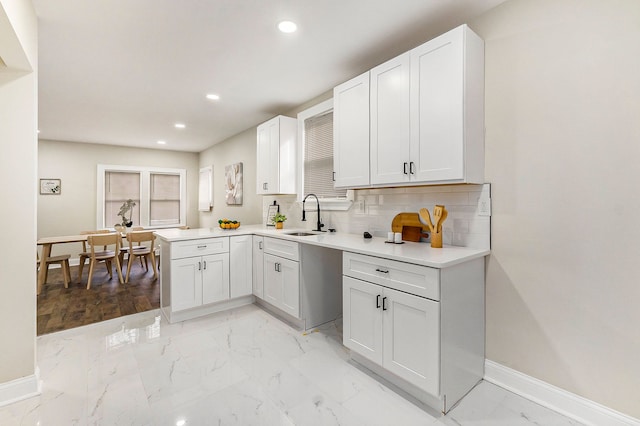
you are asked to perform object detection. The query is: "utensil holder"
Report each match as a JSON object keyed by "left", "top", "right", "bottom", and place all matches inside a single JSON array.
[{"left": 430, "top": 231, "right": 442, "bottom": 248}]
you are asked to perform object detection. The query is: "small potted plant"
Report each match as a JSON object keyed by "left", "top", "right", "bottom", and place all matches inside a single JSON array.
[
  {"left": 116, "top": 199, "right": 136, "bottom": 230},
  {"left": 272, "top": 212, "right": 287, "bottom": 229}
]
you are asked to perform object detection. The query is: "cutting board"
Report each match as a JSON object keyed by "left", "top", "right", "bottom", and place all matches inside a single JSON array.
[
  {"left": 391, "top": 212, "right": 430, "bottom": 242},
  {"left": 402, "top": 226, "right": 429, "bottom": 242}
]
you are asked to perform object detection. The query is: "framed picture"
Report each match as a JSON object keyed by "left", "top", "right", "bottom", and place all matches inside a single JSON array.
[
  {"left": 266, "top": 203, "right": 279, "bottom": 226},
  {"left": 40, "top": 178, "right": 61, "bottom": 195},
  {"left": 224, "top": 162, "right": 243, "bottom": 205}
]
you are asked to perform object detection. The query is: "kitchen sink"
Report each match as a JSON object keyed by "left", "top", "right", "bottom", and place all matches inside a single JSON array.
[{"left": 284, "top": 231, "right": 318, "bottom": 237}]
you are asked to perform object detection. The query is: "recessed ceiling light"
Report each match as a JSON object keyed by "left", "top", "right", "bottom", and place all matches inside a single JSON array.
[
  {"left": 278, "top": 21, "right": 297, "bottom": 33},
  {"left": 157, "top": 140, "right": 166, "bottom": 145},
  {"left": 37, "top": 130, "right": 40, "bottom": 134},
  {"left": 206, "top": 94, "right": 220, "bottom": 101},
  {"left": 174, "top": 123, "right": 186, "bottom": 129}
]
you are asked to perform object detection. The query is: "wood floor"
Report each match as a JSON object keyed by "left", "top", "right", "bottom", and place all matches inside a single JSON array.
[{"left": 37, "top": 260, "right": 160, "bottom": 335}]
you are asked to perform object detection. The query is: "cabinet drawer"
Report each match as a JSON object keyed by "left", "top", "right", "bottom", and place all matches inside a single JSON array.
[
  {"left": 263, "top": 237, "right": 299, "bottom": 261},
  {"left": 343, "top": 252, "right": 439, "bottom": 301},
  {"left": 171, "top": 237, "right": 229, "bottom": 259}
]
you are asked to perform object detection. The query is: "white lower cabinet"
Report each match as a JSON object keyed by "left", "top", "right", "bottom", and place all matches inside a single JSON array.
[
  {"left": 252, "top": 236, "right": 264, "bottom": 299},
  {"left": 343, "top": 251, "right": 484, "bottom": 413},
  {"left": 171, "top": 252, "right": 229, "bottom": 311},
  {"left": 229, "top": 235, "right": 252, "bottom": 298},
  {"left": 343, "top": 276, "right": 440, "bottom": 395},
  {"left": 160, "top": 236, "right": 254, "bottom": 323},
  {"left": 264, "top": 253, "right": 300, "bottom": 318}
]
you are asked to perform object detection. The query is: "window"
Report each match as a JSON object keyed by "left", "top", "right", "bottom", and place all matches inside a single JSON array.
[
  {"left": 150, "top": 173, "right": 181, "bottom": 226},
  {"left": 97, "top": 165, "right": 186, "bottom": 229},
  {"left": 303, "top": 111, "right": 347, "bottom": 198},
  {"left": 298, "top": 99, "right": 351, "bottom": 210},
  {"left": 105, "top": 171, "right": 141, "bottom": 226}
]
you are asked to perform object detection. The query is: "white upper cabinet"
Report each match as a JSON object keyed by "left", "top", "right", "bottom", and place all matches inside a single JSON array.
[
  {"left": 333, "top": 71, "right": 371, "bottom": 188},
  {"left": 409, "top": 25, "right": 485, "bottom": 184},
  {"left": 256, "top": 115, "right": 297, "bottom": 194},
  {"left": 370, "top": 52, "right": 411, "bottom": 185},
  {"left": 333, "top": 24, "right": 485, "bottom": 188}
]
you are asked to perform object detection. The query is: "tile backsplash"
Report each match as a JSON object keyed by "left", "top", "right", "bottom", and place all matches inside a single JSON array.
[{"left": 263, "top": 183, "right": 491, "bottom": 250}]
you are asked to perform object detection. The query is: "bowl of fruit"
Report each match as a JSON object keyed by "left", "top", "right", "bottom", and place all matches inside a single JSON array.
[{"left": 218, "top": 219, "right": 240, "bottom": 229}]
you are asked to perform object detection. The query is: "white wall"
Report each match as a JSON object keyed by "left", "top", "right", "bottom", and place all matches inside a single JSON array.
[
  {"left": 198, "top": 127, "right": 263, "bottom": 228},
  {"left": 0, "top": 0, "right": 38, "bottom": 389},
  {"left": 38, "top": 140, "right": 200, "bottom": 257},
  {"left": 471, "top": 0, "right": 640, "bottom": 418}
]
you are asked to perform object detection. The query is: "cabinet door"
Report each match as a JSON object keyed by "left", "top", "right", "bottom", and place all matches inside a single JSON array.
[
  {"left": 333, "top": 71, "right": 370, "bottom": 188},
  {"left": 202, "top": 253, "right": 230, "bottom": 305},
  {"left": 410, "top": 26, "right": 464, "bottom": 182},
  {"left": 171, "top": 257, "right": 202, "bottom": 311},
  {"left": 263, "top": 253, "right": 282, "bottom": 308},
  {"left": 256, "top": 118, "right": 279, "bottom": 194},
  {"left": 382, "top": 287, "right": 440, "bottom": 396},
  {"left": 279, "top": 257, "right": 300, "bottom": 318},
  {"left": 230, "top": 235, "right": 253, "bottom": 299},
  {"left": 252, "top": 236, "right": 264, "bottom": 299},
  {"left": 370, "top": 52, "right": 411, "bottom": 185},
  {"left": 343, "top": 276, "right": 383, "bottom": 365}
]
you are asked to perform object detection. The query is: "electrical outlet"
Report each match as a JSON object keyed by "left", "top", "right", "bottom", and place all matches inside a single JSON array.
[{"left": 478, "top": 194, "right": 491, "bottom": 216}]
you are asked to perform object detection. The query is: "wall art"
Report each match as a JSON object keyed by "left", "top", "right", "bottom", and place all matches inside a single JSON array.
[{"left": 225, "top": 162, "right": 243, "bottom": 205}]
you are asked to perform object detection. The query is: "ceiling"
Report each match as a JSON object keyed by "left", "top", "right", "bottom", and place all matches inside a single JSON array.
[{"left": 34, "top": 0, "right": 506, "bottom": 153}]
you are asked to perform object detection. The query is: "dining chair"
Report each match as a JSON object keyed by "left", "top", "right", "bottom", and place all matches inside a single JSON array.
[
  {"left": 124, "top": 231, "right": 157, "bottom": 283},
  {"left": 37, "top": 251, "right": 72, "bottom": 289},
  {"left": 85, "top": 233, "right": 124, "bottom": 289},
  {"left": 118, "top": 226, "right": 146, "bottom": 269},
  {"left": 78, "top": 229, "right": 111, "bottom": 280}
]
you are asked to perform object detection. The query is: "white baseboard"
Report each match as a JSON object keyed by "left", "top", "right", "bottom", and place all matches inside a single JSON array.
[
  {"left": 0, "top": 368, "right": 41, "bottom": 408},
  {"left": 484, "top": 360, "right": 640, "bottom": 426}
]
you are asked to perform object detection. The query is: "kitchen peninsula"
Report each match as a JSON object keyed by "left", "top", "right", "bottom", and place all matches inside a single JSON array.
[{"left": 155, "top": 225, "right": 488, "bottom": 413}]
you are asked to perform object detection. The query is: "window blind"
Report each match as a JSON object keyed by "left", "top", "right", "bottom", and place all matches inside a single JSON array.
[
  {"left": 105, "top": 171, "right": 140, "bottom": 227},
  {"left": 150, "top": 173, "right": 180, "bottom": 226},
  {"left": 303, "top": 111, "right": 346, "bottom": 198}
]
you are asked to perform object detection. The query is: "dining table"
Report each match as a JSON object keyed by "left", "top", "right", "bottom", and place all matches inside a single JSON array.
[{"left": 36, "top": 234, "right": 88, "bottom": 295}]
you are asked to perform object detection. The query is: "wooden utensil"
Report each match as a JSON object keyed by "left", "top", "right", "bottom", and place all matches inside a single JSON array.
[
  {"left": 433, "top": 205, "right": 444, "bottom": 232},
  {"left": 418, "top": 208, "right": 434, "bottom": 232},
  {"left": 438, "top": 208, "right": 448, "bottom": 233},
  {"left": 419, "top": 206, "right": 445, "bottom": 248}
]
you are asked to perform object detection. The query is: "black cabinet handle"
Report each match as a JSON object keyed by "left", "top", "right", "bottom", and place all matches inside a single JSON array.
[
  {"left": 203, "top": 260, "right": 207, "bottom": 270},
  {"left": 376, "top": 294, "right": 381, "bottom": 309},
  {"left": 375, "top": 268, "right": 389, "bottom": 274},
  {"left": 403, "top": 162, "right": 408, "bottom": 174},
  {"left": 382, "top": 297, "right": 388, "bottom": 311},
  {"left": 198, "top": 261, "right": 202, "bottom": 271},
  {"left": 332, "top": 171, "right": 336, "bottom": 182},
  {"left": 410, "top": 161, "right": 415, "bottom": 174}
]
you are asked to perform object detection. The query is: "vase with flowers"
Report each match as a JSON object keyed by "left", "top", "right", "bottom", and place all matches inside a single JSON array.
[{"left": 116, "top": 199, "right": 136, "bottom": 231}]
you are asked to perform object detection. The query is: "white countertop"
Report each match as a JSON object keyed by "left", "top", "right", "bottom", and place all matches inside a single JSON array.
[{"left": 154, "top": 224, "right": 489, "bottom": 268}]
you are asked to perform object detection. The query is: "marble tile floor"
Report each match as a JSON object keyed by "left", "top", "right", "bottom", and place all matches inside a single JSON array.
[{"left": 0, "top": 304, "right": 584, "bottom": 425}]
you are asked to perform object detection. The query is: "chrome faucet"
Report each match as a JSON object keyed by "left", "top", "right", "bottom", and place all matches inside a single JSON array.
[{"left": 302, "top": 193, "right": 325, "bottom": 232}]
